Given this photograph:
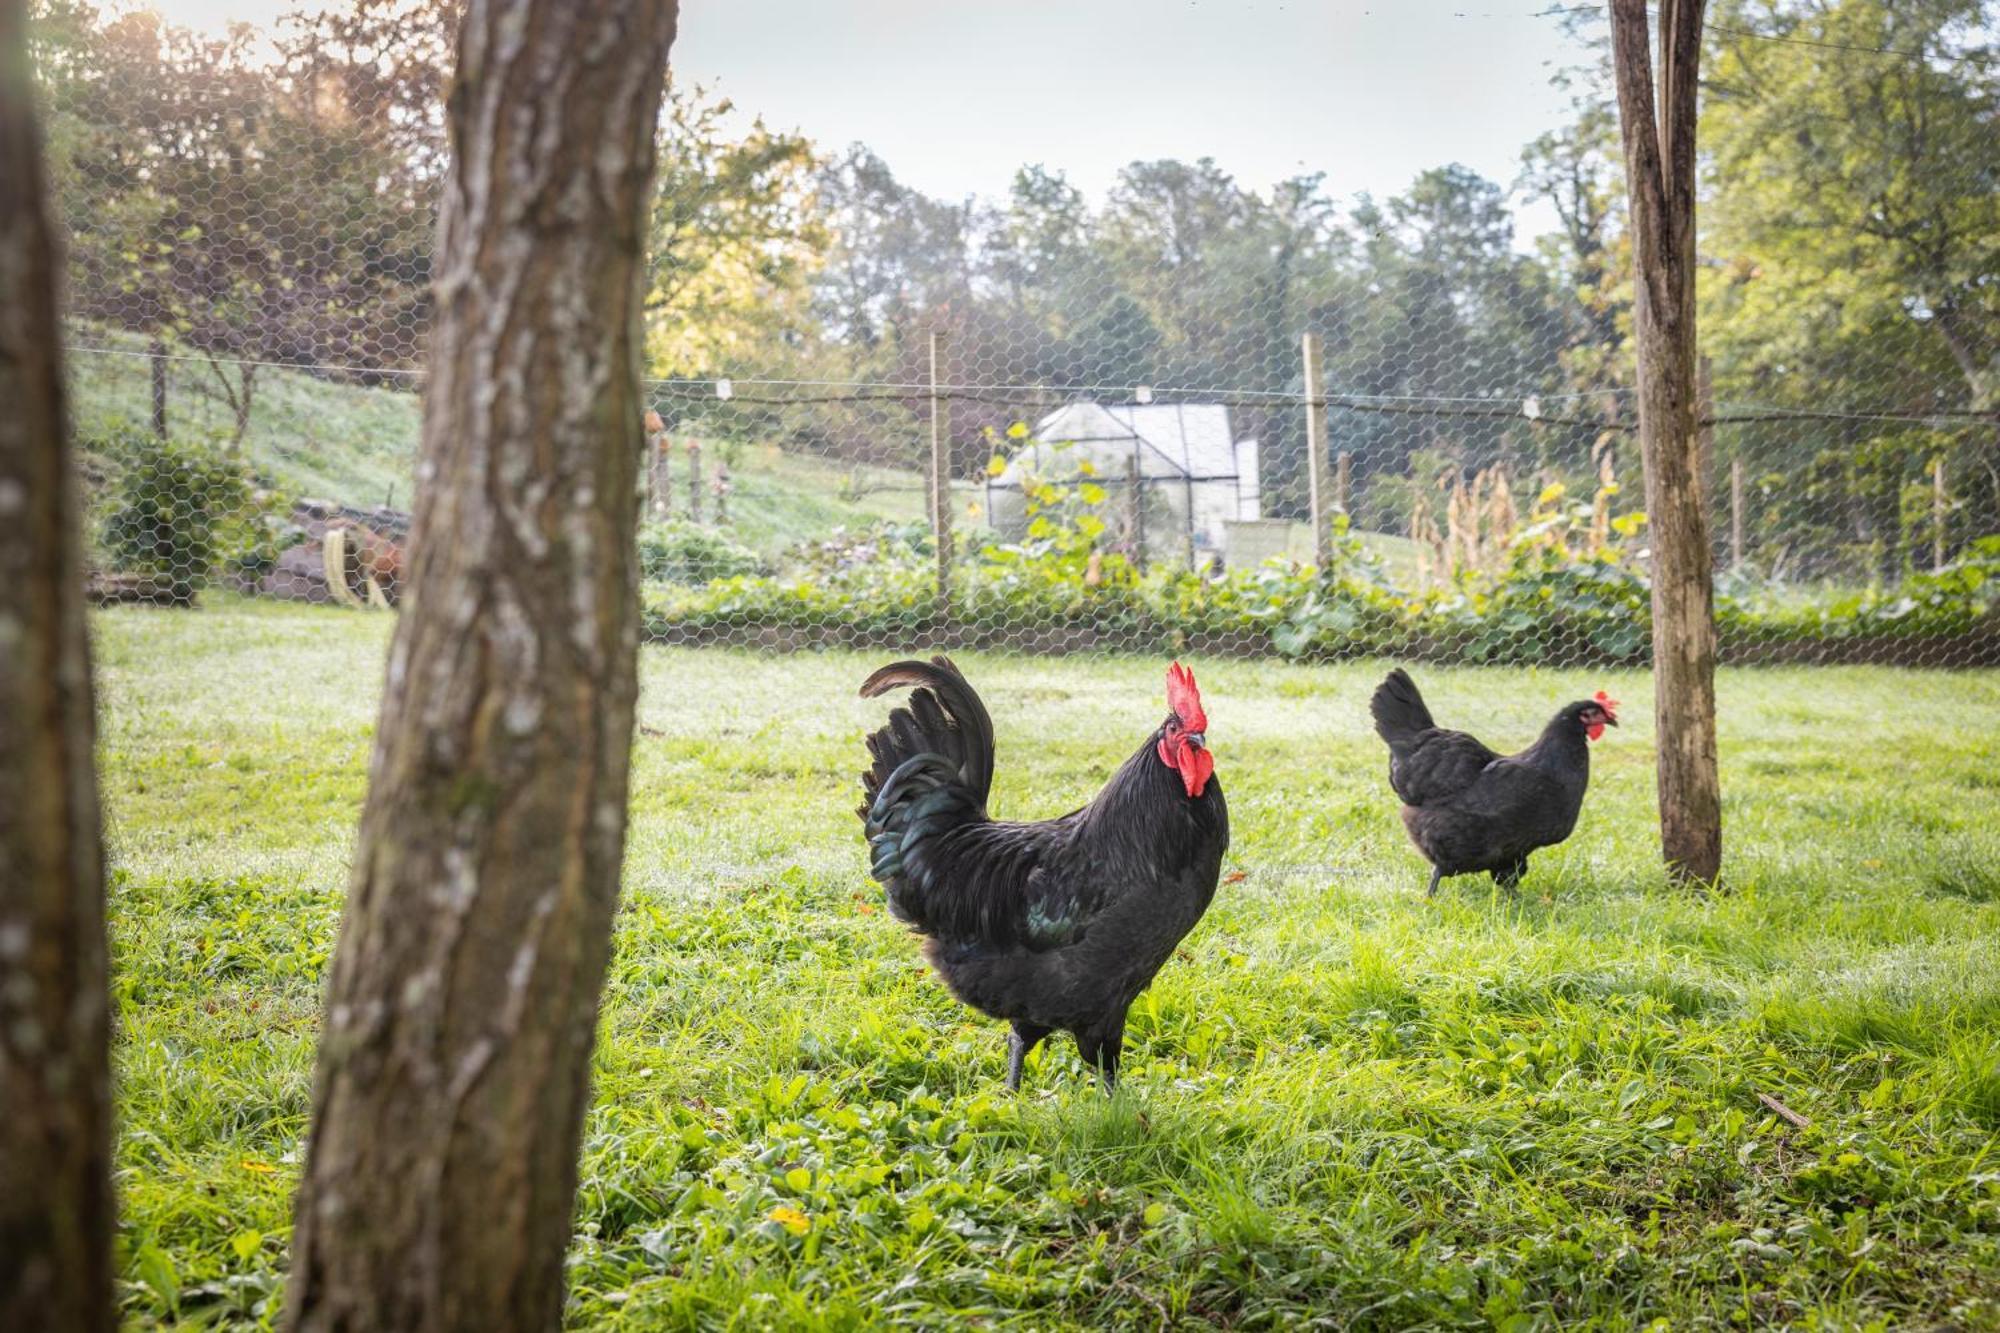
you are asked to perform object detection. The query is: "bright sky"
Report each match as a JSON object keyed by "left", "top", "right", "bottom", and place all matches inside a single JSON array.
[{"left": 136, "top": 0, "right": 1592, "bottom": 233}]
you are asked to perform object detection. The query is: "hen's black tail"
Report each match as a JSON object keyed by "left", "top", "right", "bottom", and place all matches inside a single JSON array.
[
  {"left": 1370, "top": 668, "right": 1436, "bottom": 752},
  {"left": 858, "top": 657, "right": 994, "bottom": 925}
]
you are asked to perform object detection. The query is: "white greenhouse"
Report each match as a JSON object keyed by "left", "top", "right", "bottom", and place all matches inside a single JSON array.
[{"left": 984, "top": 401, "right": 1262, "bottom": 567}]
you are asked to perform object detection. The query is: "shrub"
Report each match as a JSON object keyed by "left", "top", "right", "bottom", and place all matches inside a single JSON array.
[
  {"left": 639, "top": 521, "right": 765, "bottom": 586},
  {"left": 99, "top": 437, "right": 251, "bottom": 604}
]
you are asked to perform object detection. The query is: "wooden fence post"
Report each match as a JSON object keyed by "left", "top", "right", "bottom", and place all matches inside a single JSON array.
[
  {"left": 1933, "top": 456, "right": 1948, "bottom": 572},
  {"left": 1127, "top": 448, "right": 1145, "bottom": 571},
  {"left": 1610, "top": 0, "right": 1722, "bottom": 884},
  {"left": 1730, "top": 457, "right": 1745, "bottom": 574},
  {"left": 644, "top": 411, "right": 670, "bottom": 519},
  {"left": 149, "top": 336, "right": 168, "bottom": 439},
  {"left": 686, "top": 438, "right": 702, "bottom": 523},
  {"left": 928, "top": 327, "right": 952, "bottom": 622},
  {"left": 1302, "top": 332, "right": 1332, "bottom": 570}
]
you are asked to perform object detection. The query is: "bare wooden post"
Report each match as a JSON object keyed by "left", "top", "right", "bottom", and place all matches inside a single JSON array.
[
  {"left": 1126, "top": 448, "right": 1145, "bottom": 570},
  {"left": 1730, "top": 457, "right": 1745, "bottom": 573},
  {"left": 1610, "top": 0, "right": 1721, "bottom": 884},
  {"left": 1302, "top": 332, "right": 1332, "bottom": 570},
  {"left": 644, "top": 411, "right": 670, "bottom": 519},
  {"left": 1, "top": 10, "right": 115, "bottom": 1323},
  {"left": 1183, "top": 471, "right": 1197, "bottom": 570},
  {"left": 686, "top": 437, "right": 702, "bottom": 523},
  {"left": 148, "top": 335, "right": 168, "bottom": 439},
  {"left": 1933, "top": 456, "right": 1948, "bottom": 572},
  {"left": 928, "top": 327, "right": 952, "bottom": 621},
  {"left": 1335, "top": 449, "right": 1352, "bottom": 517}
]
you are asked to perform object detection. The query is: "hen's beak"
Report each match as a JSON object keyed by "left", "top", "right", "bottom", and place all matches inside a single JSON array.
[{"left": 1605, "top": 715, "right": 1619, "bottom": 727}]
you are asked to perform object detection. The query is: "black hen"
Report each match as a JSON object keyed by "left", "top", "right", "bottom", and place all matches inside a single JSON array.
[
  {"left": 859, "top": 657, "right": 1228, "bottom": 1090},
  {"left": 1370, "top": 668, "right": 1617, "bottom": 895}
]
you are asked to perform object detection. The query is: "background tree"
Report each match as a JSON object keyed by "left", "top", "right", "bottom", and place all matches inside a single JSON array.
[
  {"left": 1701, "top": 0, "right": 1998, "bottom": 575},
  {"left": 38, "top": 1, "right": 440, "bottom": 412},
  {"left": 645, "top": 84, "right": 821, "bottom": 377},
  {"left": 282, "top": 1, "right": 678, "bottom": 1328},
  {"left": 0, "top": 0, "right": 114, "bottom": 1326}
]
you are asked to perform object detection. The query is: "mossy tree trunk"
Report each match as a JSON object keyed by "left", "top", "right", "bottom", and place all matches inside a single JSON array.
[
  {"left": 0, "top": 2, "right": 116, "bottom": 1327},
  {"left": 1609, "top": 0, "right": 1723, "bottom": 884},
  {"left": 283, "top": 3, "right": 678, "bottom": 1329}
]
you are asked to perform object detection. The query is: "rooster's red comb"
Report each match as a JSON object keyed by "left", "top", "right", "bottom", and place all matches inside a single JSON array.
[
  {"left": 1166, "top": 662, "right": 1208, "bottom": 732},
  {"left": 1595, "top": 690, "right": 1620, "bottom": 720}
]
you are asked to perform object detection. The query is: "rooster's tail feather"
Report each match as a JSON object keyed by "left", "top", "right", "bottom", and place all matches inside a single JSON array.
[
  {"left": 858, "top": 657, "right": 994, "bottom": 926},
  {"left": 1370, "top": 668, "right": 1435, "bottom": 750}
]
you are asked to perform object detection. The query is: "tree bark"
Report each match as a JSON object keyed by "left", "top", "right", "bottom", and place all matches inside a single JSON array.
[
  {"left": 1609, "top": 0, "right": 1722, "bottom": 884},
  {"left": 0, "top": 2, "right": 116, "bottom": 1327},
  {"left": 283, "top": 4, "right": 678, "bottom": 1330}
]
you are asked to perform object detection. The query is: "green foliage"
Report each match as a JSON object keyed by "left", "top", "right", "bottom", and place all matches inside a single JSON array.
[
  {"left": 94, "top": 607, "right": 2000, "bottom": 1328},
  {"left": 98, "top": 432, "right": 252, "bottom": 603},
  {"left": 651, "top": 499, "right": 1996, "bottom": 664},
  {"left": 640, "top": 521, "right": 766, "bottom": 587},
  {"left": 981, "top": 440, "right": 1131, "bottom": 582}
]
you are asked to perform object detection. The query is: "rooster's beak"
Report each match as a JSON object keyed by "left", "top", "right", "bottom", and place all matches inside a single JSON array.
[{"left": 1183, "top": 732, "right": 1206, "bottom": 749}]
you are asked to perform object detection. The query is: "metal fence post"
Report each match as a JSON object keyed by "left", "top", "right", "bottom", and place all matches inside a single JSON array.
[
  {"left": 928, "top": 327, "right": 952, "bottom": 621},
  {"left": 1302, "top": 332, "right": 1332, "bottom": 570}
]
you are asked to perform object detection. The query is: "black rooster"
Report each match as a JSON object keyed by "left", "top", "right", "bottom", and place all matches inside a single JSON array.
[
  {"left": 1370, "top": 668, "right": 1617, "bottom": 896},
  {"left": 859, "top": 657, "right": 1228, "bottom": 1090}
]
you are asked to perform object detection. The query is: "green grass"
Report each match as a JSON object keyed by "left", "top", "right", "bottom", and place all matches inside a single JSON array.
[
  {"left": 95, "top": 601, "right": 2000, "bottom": 1328},
  {"left": 70, "top": 335, "right": 424, "bottom": 507},
  {"left": 710, "top": 441, "right": 931, "bottom": 557}
]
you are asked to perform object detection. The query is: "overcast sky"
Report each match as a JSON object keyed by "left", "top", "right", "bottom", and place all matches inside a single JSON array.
[{"left": 141, "top": 0, "right": 1594, "bottom": 233}]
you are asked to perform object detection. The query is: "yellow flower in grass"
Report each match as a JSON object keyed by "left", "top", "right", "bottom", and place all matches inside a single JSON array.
[{"left": 766, "top": 1204, "right": 810, "bottom": 1236}]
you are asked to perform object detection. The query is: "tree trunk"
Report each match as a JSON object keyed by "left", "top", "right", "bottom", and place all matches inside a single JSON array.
[
  {"left": 0, "top": 4, "right": 116, "bottom": 1327},
  {"left": 283, "top": 4, "right": 678, "bottom": 1330},
  {"left": 1609, "top": 0, "right": 1721, "bottom": 884}
]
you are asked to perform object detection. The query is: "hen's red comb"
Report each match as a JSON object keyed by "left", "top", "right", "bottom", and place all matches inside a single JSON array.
[
  {"left": 1595, "top": 690, "right": 1620, "bottom": 720},
  {"left": 1166, "top": 662, "right": 1208, "bottom": 732}
]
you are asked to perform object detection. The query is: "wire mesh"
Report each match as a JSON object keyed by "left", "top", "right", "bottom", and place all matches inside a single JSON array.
[{"left": 37, "top": 1, "right": 2000, "bottom": 669}]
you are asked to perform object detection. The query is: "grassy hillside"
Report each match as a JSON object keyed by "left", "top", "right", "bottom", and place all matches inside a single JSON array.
[
  {"left": 68, "top": 335, "right": 1419, "bottom": 571},
  {"left": 69, "top": 338, "right": 424, "bottom": 508},
  {"left": 93, "top": 603, "right": 2000, "bottom": 1328},
  {"left": 66, "top": 336, "right": 932, "bottom": 557}
]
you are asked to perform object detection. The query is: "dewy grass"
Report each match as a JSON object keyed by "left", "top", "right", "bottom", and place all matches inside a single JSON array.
[{"left": 93, "top": 602, "right": 2000, "bottom": 1329}]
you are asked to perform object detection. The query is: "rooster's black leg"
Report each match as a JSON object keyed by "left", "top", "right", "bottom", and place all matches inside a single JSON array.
[
  {"left": 1007, "top": 1021, "right": 1051, "bottom": 1091},
  {"left": 1494, "top": 857, "right": 1528, "bottom": 893},
  {"left": 1425, "top": 866, "right": 1443, "bottom": 898},
  {"left": 1077, "top": 1014, "right": 1127, "bottom": 1092}
]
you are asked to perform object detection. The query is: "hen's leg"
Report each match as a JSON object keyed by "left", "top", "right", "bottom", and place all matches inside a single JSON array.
[
  {"left": 1494, "top": 856, "right": 1528, "bottom": 893},
  {"left": 1426, "top": 865, "right": 1443, "bottom": 898},
  {"left": 1077, "top": 1014, "right": 1127, "bottom": 1092},
  {"left": 1007, "top": 1021, "right": 1052, "bottom": 1091}
]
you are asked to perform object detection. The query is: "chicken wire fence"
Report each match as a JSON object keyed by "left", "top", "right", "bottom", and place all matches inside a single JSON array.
[{"left": 39, "top": 1, "right": 2000, "bottom": 670}]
